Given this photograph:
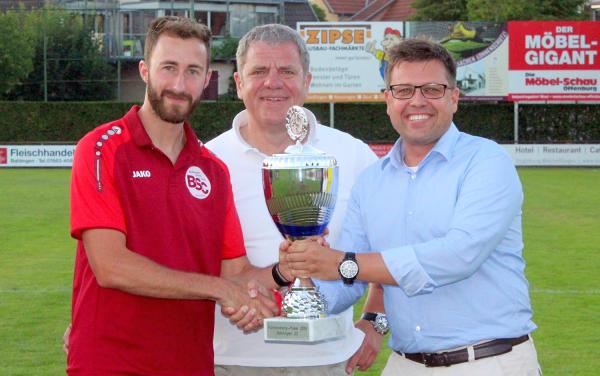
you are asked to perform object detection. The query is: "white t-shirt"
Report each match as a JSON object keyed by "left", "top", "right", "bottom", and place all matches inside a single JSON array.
[{"left": 206, "top": 108, "right": 378, "bottom": 367}]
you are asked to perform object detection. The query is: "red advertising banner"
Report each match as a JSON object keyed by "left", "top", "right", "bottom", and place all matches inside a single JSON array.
[
  {"left": 508, "top": 21, "right": 600, "bottom": 101},
  {"left": 368, "top": 143, "right": 393, "bottom": 158}
]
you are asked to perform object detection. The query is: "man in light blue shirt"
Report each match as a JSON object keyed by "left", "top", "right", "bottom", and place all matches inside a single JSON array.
[{"left": 284, "top": 39, "right": 541, "bottom": 375}]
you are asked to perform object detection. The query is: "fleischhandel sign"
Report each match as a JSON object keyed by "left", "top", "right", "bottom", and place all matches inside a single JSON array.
[{"left": 0, "top": 145, "right": 75, "bottom": 167}]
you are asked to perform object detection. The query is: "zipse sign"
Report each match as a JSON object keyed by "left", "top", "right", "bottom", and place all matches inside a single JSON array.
[{"left": 508, "top": 21, "right": 600, "bottom": 101}]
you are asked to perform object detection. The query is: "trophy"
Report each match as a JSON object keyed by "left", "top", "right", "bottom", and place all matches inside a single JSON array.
[{"left": 262, "top": 106, "right": 345, "bottom": 343}]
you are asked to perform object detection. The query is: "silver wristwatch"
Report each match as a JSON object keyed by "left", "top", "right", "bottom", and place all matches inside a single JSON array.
[
  {"left": 338, "top": 252, "right": 359, "bottom": 285},
  {"left": 361, "top": 312, "right": 390, "bottom": 335}
]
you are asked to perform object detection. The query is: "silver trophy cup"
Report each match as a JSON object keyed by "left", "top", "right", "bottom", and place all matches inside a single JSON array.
[{"left": 262, "top": 106, "right": 345, "bottom": 342}]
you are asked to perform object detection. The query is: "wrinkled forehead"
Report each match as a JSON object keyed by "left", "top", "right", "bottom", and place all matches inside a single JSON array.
[{"left": 241, "top": 41, "right": 305, "bottom": 73}]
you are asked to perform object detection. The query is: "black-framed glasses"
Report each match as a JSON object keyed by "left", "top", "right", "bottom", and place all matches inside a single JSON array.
[{"left": 388, "top": 83, "right": 452, "bottom": 100}]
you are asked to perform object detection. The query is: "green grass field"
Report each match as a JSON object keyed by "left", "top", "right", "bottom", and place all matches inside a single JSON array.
[{"left": 1, "top": 168, "right": 599, "bottom": 375}]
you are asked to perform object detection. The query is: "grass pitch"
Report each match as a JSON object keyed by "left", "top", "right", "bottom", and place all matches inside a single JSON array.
[{"left": 0, "top": 168, "right": 599, "bottom": 375}]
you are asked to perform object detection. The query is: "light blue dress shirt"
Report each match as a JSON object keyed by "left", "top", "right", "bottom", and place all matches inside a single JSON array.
[{"left": 317, "top": 124, "right": 536, "bottom": 353}]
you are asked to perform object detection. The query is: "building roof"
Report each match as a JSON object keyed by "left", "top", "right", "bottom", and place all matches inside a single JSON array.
[
  {"left": 284, "top": 0, "right": 319, "bottom": 29},
  {"left": 351, "top": 0, "right": 415, "bottom": 21},
  {"left": 323, "top": 0, "right": 366, "bottom": 16}
]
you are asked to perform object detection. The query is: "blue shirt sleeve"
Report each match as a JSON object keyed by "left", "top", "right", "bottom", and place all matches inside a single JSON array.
[{"left": 381, "top": 149, "right": 523, "bottom": 295}]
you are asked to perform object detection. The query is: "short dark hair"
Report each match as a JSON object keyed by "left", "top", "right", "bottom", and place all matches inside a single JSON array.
[
  {"left": 384, "top": 38, "right": 456, "bottom": 87},
  {"left": 144, "top": 16, "right": 211, "bottom": 67}
]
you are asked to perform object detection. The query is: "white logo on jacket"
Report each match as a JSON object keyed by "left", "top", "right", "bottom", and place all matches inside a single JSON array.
[
  {"left": 132, "top": 170, "right": 151, "bottom": 178},
  {"left": 185, "top": 166, "right": 211, "bottom": 199}
]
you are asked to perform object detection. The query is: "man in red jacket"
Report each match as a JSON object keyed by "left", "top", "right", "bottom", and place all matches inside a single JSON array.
[{"left": 67, "top": 16, "right": 278, "bottom": 375}]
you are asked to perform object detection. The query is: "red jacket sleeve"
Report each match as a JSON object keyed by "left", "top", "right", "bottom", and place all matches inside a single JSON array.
[{"left": 70, "top": 126, "right": 127, "bottom": 239}]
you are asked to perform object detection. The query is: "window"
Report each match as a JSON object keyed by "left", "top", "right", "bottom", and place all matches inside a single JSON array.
[
  {"left": 210, "top": 12, "right": 226, "bottom": 36},
  {"left": 165, "top": 9, "right": 187, "bottom": 18},
  {"left": 230, "top": 4, "right": 278, "bottom": 37},
  {"left": 256, "top": 12, "right": 275, "bottom": 25},
  {"left": 194, "top": 11, "right": 227, "bottom": 36}
]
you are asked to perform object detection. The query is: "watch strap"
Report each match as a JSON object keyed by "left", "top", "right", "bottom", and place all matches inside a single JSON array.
[
  {"left": 271, "top": 263, "right": 290, "bottom": 287},
  {"left": 361, "top": 312, "right": 378, "bottom": 322}
]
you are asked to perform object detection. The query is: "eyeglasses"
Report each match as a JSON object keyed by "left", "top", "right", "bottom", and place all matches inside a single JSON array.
[{"left": 388, "top": 83, "right": 452, "bottom": 100}]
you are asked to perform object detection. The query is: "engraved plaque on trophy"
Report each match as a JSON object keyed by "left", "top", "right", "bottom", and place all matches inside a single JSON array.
[{"left": 262, "top": 106, "right": 345, "bottom": 343}]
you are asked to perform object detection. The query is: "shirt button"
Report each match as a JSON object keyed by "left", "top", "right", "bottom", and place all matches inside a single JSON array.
[
  {"left": 408, "top": 211, "right": 413, "bottom": 216},
  {"left": 411, "top": 174, "right": 416, "bottom": 180},
  {"left": 415, "top": 325, "right": 421, "bottom": 332}
]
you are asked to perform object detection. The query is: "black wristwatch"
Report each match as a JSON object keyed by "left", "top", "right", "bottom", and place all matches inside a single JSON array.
[
  {"left": 338, "top": 252, "right": 359, "bottom": 285},
  {"left": 271, "top": 263, "right": 290, "bottom": 287},
  {"left": 362, "top": 312, "right": 390, "bottom": 335}
]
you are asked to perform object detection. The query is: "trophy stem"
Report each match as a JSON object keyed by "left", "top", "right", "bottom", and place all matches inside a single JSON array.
[
  {"left": 291, "top": 277, "right": 315, "bottom": 289},
  {"left": 282, "top": 277, "right": 327, "bottom": 319}
]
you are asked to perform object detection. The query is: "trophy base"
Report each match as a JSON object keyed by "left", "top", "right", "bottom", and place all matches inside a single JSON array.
[{"left": 264, "top": 315, "right": 345, "bottom": 343}]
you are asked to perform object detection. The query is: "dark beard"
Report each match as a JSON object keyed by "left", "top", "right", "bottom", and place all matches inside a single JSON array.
[{"left": 147, "top": 79, "right": 201, "bottom": 124}]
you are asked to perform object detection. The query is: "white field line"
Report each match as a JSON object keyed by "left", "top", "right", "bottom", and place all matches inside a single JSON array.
[
  {"left": 0, "top": 287, "right": 71, "bottom": 294},
  {"left": 531, "top": 288, "right": 600, "bottom": 295}
]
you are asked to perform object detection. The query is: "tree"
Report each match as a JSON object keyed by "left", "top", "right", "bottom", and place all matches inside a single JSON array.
[
  {"left": 211, "top": 35, "right": 240, "bottom": 100},
  {"left": 467, "top": 0, "right": 537, "bottom": 20},
  {"left": 410, "top": 0, "right": 468, "bottom": 21},
  {"left": 7, "top": 6, "right": 115, "bottom": 101},
  {"left": 211, "top": 35, "right": 239, "bottom": 63},
  {"left": 0, "top": 8, "right": 36, "bottom": 97},
  {"left": 411, "top": 0, "right": 590, "bottom": 21},
  {"left": 467, "top": 0, "right": 589, "bottom": 21},
  {"left": 535, "top": 0, "right": 589, "bottom": 20},
  {"left": 310, "top": 2, "right": 328, "bottom": 22}
]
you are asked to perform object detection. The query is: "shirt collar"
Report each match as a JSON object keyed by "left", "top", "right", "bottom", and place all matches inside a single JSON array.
[
  {"left": 231, "top": 107, "right": 319, "bottom": 154},
  {"left": 430, "top": 123, "right": 459, "bottom": 161},
  {"left": 124, "top": 105, "right": 202, "bottom": 155},
  {"left": 125, "top": 105, "right": 151, "bottom": 147},
  {"left": 381, "top": 123, "right": 460, "bottom": 170}
]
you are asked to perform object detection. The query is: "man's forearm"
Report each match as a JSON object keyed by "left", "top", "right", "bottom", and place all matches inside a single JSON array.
[
  {"left": 221, "top": 256, "right": 280, "bottom": 290},
  {"left": 355, "top": 253, "right": 397, "bottom": 285},
  {"left": 362, "top": 283, "right": 385, "bottom": 313},
  {"left": 84, "top": 229, "right": 230, "bottom": 301}
]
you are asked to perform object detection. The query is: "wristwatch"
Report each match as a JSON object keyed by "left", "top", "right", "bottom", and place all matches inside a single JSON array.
[
  {"left": 361, "top": 312, "right": 390, "bottom": 335},
  {"left": 271, "top": 262, "right": 290, "bottom": 287},
  {"left": 338, "top": 252, "right": 359, "bottom": 285}
]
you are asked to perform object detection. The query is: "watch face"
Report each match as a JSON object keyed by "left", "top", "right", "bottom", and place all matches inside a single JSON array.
[
  {"left": 375, "top": 315, "right": 387, "bottom": 328},
  {"left": 340, "top": 260, "right": 359, "bottom": 279},
  {"left": 374, "top": 314, "right": 389, "bottom": 334}
]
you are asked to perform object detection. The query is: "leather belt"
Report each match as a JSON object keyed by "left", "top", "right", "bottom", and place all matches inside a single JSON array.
[{"left": 396, "top": 334, "right": 530, "bottom": 368}]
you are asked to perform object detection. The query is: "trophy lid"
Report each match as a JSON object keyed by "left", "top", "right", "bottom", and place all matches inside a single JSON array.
[{"left": 262, "top": 106, "right": 337, "bottom": 169}]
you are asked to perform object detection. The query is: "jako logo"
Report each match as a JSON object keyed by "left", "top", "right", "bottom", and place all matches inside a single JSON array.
[
  {"left": 185, "top": 166, "right": 211, "bottom": 199},
  {"left": 132, "top": 170, "right": 151, "bottom": 178}
]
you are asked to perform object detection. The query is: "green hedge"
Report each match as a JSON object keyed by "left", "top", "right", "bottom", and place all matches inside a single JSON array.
[{"left": 1, "top": 101, "right": 599, "bottom": 144}]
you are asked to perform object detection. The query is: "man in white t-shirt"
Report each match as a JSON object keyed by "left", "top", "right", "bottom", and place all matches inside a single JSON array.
[{"left": 206, "top": 24, "right": 385, "bottom": 375}]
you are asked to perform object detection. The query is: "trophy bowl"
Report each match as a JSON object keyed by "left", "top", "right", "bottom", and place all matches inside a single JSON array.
[
  {"left": 263, "top": 154, "right": 338, "bottom": 241},
  {"left": 261, "top": 107, "right": 345, "bottom": 342},
  {"left": 262, "top": 144, "right": 338, "bottom": 319}
]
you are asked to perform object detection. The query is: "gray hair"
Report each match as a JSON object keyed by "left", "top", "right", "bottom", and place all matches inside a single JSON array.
[{"left": 236, "top": 24, "right": 310, "bottom": 76}]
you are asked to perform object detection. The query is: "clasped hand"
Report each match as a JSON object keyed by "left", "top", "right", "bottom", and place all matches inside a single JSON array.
[
  {"left": 219, "top": 279, "right": 279, "bottom": 333},
  {"left": 280, "top": 237, "right": 342, "bottom": 281}
]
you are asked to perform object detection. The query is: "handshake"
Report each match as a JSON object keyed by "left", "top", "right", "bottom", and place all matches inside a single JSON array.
[{"left": 222, "top": 236, "right": 346, "bottom": 333}]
